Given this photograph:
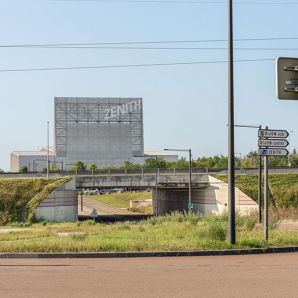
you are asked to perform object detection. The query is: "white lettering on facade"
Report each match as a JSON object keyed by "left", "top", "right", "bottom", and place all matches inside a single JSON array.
[{"left": 104, "top": 100, "right": 141, "bottom": 120}]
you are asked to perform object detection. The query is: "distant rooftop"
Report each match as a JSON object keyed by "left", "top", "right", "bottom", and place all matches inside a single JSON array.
[
  {"left": 144, "top": 151, "right": 178, "bottom": 156},
  {"left": 11, "top": 151, "right": 54, "bottom": 156}
]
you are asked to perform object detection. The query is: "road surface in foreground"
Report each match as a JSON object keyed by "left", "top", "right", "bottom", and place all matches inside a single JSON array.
[{"left": 0, "top": 253, "right": 298, "bottom": 298}]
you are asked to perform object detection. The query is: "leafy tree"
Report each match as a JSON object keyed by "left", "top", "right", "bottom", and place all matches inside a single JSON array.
[
  {"left": 101, "top": 165, "right": 108, "bottom": 170},
  {"left": 123, "top": 161, "right": 135, "bottom": 169},
  {"left": 175, "top": 157, "right": 189, "bottom": 168},
  {"left": 89, "top": 163, "right": 98, "bottom": 170},
  {"left": 50, "top": 164, "right": 59, "bottom": 171},
  {"left": 143, "top": 157, "right": 167, "bottom": 169},
  {"left": 215, "top": 156, "right": 228, "bottom": 168},
  {"left": 69, "top": 160, "right": 87, "bottom": 171},
  {"left": 42, "top": 167, "right": 47, "bottom": 172},
  {"left": 0, "top": 169, "right": 4, "bottom": 173},
  {"left": 19, "top": 166, "right": 28, "bottom": 172}
]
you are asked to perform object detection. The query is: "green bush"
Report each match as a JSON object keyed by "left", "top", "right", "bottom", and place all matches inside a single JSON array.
[{"left": 19, "top": 166, "right": 28, "bottom": 173}]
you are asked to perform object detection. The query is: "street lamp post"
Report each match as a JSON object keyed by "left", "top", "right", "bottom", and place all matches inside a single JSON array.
[
  {"left": 33, "top": 159, "right": 51, "bottom": 173},
  {"left": 132, "top": 155, "right": 158, "bottom": 216},
  {"left": 164, "top": 149, "right": 192, "bottom": 213}
]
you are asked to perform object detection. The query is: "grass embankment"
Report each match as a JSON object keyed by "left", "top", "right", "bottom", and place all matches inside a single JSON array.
[
  {"left": 217, "top": 174, "right": 298, "bottom": 219},
  {"left": 0, "top": 212, "right": 297, "bottom": 253},
  {"left": 0, "top": 178, "right": 71, "bottom": 225},
  {"left": 87, "top": 192, "right": 152, "bottom": 209}
]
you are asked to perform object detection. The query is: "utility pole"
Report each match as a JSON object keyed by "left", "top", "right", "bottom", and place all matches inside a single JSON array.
[
  {"left": 228, "top": 0, "right": 236, "bottom": 244},
  {"left": 47, "top": 121, "right": 49, "bottom": 180}
]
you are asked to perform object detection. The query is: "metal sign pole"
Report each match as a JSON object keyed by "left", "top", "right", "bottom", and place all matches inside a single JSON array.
[
  {"left": 155, "top": 156, "right": 158, "bottom": 217},
  {"left": 264, "top": 126, "right": 269, "bottom": 240},
  {"left": 258, "top": 125, "right": 262, "bottom": 224},
  {"left": 258, "top": 154, "right": 262, "bottom": 224},
  {"left": 189, "top": 149, "right": 192, "bottom": 213}
]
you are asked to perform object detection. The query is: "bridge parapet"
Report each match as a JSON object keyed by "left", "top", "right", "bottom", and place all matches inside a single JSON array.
[{"left": 76, "top": 174, "right": 208, "bottom": 189}]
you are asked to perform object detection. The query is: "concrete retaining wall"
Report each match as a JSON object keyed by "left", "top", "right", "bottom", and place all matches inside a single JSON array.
[
  {"left": 35, "top": 190, "right": 78, "bottom": 222},
  {"left": 35, "top": 179, "right": 78, "bottom": 222}
]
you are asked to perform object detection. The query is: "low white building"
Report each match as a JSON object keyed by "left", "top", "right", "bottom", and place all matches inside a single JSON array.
[{"left": 10, "top": 147, "right": 55, "bottom": 172}]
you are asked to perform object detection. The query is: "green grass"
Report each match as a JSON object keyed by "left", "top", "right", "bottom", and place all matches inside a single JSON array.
[
  {"left": 86, "top": 192, "right": 152, "bottom": 209},
  {"left": 0, "top": 212, "right": 297, "bottom": 253},
  {"left": 0, "top": 178, "right": 71, "bottom": 225},
  {"left": 216, "top": 173, "right": 298, "bottom": 208}
]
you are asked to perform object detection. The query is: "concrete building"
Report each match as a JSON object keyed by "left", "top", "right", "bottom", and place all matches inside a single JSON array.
[
  {"left": 10, "top": 147, "right": 55, "bottom": 172},
  {"left": 54, "top": 97, "right": 144, "bottom": 169},
  {"left": 10, "top": 97, "right": 178, "bottom": 172}
]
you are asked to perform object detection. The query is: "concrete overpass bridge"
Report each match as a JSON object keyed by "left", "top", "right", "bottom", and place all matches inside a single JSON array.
[
  {"left": 0, "top": 168, "right": 258, "bottom": 222},
  {"left": 75, "top": 173, "right": 209, "bottom": 189}
]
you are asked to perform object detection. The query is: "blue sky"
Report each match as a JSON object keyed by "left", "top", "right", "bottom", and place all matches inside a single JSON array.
[{"left": 1, "top": 0, "right": 298, "bottom": 170}]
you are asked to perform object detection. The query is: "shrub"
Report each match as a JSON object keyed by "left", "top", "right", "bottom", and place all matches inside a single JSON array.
[{"left": 19, "top": 166, "right": 28, "bottom": 173}]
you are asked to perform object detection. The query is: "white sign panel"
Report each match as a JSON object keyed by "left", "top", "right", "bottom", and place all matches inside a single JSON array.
[
  {"left": 258, "top": 129, "right": 289, "bottom": 138},
  {"left": 258, "top": 139, "right": 289, "bottom": 147},
  {"left": 258, "top": 149, "right": 288, "bottom": 157}
]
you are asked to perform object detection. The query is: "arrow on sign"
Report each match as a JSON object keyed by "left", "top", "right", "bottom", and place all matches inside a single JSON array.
[
  {"left": 258, "top": 129, "right": 289, "bottom": 138},
  {"left": 258, "top": 148, "right": 288, "bottom": 157},
  {"left": 258, "top": 139, "right": 289, "bottom": 147}
]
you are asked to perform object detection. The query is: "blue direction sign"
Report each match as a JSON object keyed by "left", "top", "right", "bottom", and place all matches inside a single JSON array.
[
  {"left": 188, "top": 203, "right": 193, "bottom": 209},
  {"left": 258, "top": 148, "right": 288, "bottom": 157}
]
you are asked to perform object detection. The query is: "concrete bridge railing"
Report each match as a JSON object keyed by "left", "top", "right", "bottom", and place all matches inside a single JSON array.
[{"left": 75, "top": 174, "right": 209, "bottom": 189}]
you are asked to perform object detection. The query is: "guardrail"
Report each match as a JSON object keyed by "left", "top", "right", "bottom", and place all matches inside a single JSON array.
[{"left": 3, "top": 166, "right": 298, "bottom": 178}]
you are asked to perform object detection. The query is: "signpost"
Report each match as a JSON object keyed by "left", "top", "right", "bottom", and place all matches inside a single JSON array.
[
  {"left": 258, "top": 126, "right": 289, "bottom": 240},
  {"left": 258, "top": 139, "right": 288, "bottom": 147},
  {"left": 90, "top": 208, "right": 98, "bottom": 222},
  {"left": 258, "top": 129, "right": 289, "bottom": 138},
  {"left": 258, "top": 148, "right": 288, "bottom": 157}
]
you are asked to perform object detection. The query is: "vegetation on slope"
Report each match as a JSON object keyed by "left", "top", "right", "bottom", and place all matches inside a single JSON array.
[
  {"left": 0, "top": 178, "right": 71, "bottom": 225},
  {"left": 216, "top": 174, "right": 298, "bottom": 208}
]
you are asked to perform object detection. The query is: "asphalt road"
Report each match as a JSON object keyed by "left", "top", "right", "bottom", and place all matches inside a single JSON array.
[
  {"left": 78, "top": 196, "right": 151, "bottom": 223},
  {"left": 1, "top": 253, "right": 298, "bottom": 298}
]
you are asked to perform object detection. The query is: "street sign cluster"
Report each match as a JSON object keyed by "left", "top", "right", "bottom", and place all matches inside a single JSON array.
[
  {"left": 258, "top": 129, "right": 289, "bottom": 157},
  {"left": 276, "top": 57, "right": 298, "bottom": 100}
]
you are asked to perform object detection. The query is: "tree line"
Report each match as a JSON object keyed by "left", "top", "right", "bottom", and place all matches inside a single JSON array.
[{"left": 15, "top": 149, "right": 298, "bottom": 172}]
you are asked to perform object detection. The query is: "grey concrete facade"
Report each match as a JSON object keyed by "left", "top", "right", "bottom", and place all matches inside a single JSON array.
[{"left": 54, "top": 97, "right": 144, "bottom": 169}]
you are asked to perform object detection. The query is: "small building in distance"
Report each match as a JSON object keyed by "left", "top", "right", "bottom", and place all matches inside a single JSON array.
[{"left": 10, "top": 147, "right": 55, "bottom": 172}]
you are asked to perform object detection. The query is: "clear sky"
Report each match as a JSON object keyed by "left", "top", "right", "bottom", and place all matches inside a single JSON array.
[{"left": 1, "top": 0, "right": 298, "bottom": 171}]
